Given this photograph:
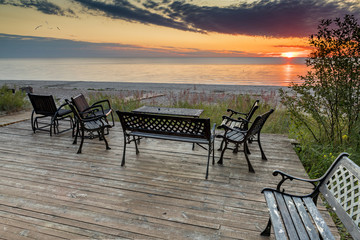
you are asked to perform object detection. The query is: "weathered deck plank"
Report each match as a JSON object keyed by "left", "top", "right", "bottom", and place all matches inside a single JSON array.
[{"left": 0, "top": 120, "right": 339, "bottom": 239}]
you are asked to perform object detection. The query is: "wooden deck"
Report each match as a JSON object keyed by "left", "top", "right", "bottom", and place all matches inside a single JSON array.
[{"left": 0, "top": 120, "right": 339, "bottom": 239}]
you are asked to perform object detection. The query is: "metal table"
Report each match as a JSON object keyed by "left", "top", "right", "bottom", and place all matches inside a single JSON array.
[{"left": 132, "top": 106, "right": 203, "bottom": 118}]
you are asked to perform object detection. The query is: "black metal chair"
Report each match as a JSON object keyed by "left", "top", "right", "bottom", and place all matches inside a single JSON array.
[
  {"left": 28, "top": 93, "right": 73, "bottom": 136},
  {"left": 218, "top": 99, "right": 259, "bottom": 151},
  {"left": 217, "top": 109, "right": 274, "bottom": 173},
  {"left": 66, "top": 99, "right": 111, "bottom": 154},
  {"left": 71, "top": 93, "right": 114, "bottom": 127}
]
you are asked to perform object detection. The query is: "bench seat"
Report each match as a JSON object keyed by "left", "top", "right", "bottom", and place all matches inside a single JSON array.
[
  {"left": 263, "top": 191, "right": 334, "bottom": 240},
  {"left": 130, "top": 131, "right": 210, "bottom": 145}
]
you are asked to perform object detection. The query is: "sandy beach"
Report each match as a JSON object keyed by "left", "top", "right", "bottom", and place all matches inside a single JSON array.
[{"left": 1, "top": 80, "right": 288, "bottom": 104}]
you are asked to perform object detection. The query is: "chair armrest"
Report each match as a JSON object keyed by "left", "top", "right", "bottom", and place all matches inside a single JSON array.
[
  {"left": 80, "top": 104, "right": 105, "bottom": 116},
  {"left": 82, "top": 113, "right": 107, "bottom": 122},
  {"left": 227, "top": 108, "right": 247, "bottom": 116},
  {"left": 222, "top": 115, "right": 249, "bottom": 124},
  {"left": 57, "top": 102, "right": 69, "bottom": 111},
  {"left": 91, "top": 99, "right": 112, "bottom": 109}
]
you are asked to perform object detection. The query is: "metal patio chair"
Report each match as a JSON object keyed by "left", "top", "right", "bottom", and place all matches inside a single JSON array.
[
  {"left": 217, "top": 99, "right": 259, "bottom": 151},
  {"left": 28, "top": 93, "right": 73, "bottom": 136},
  {"left": 71, "top": 93, "right": 114, "bottom": 128},
  {"left": 66, "top": 99, "right": 111, "bottom": 154},
  {"left": 217, "top": 109, "right": 274, "bottom": 173}
]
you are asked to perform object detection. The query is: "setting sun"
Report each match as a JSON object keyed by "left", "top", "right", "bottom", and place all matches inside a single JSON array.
[{"left": 282, "top": 52, "right": 296, "bottom": 58}]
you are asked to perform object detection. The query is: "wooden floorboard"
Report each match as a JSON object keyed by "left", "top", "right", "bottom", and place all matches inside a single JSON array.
[{"left": 0, "top": 120, "right": 340, "bottom": 239}]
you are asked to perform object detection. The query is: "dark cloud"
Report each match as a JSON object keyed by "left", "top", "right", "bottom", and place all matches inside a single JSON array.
[
  {"left": 2, "top": 0, "right": 76, "bottom": 17},
  {"left": 73, "top": 0, "right": 360, "bottom": 37},
  {"left": 163, "top": 0, "right": 360, "bottom": 37},
  {"left": 1, "top": 0, "right": 359, "bottom": 37},
  {"left": 73, "top": 0, "right": 203, "bottom": 32}
]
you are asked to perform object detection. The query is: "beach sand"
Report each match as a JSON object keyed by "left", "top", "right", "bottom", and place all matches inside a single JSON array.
[{"left": 1, "top": 80, "right": 289, "bottom": 104}]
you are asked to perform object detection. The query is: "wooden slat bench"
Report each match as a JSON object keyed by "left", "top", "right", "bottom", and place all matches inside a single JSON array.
[
  {"left": 261, "top": 152, "right": 360, "bottom": 239},
  {"left": 116, "top": 111, "right": 216, "bottom": 179}
]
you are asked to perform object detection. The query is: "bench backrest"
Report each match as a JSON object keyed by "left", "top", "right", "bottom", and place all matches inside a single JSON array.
[
  {"left": 28, "top": 93, "right": 57, "bottom": 116},
  {"left": 117, "top": 111, "right": 211, "bottom": 140},
  {"left": 319, "top": 153, "right": 360, "bottom": 239}
]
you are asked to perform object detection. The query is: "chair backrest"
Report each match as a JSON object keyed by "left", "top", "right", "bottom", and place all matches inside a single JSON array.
[
  {"left": 65, "top": 99, "right": 82, "bottom": 121},
  {"left": 246, "top": 100, "right": 259, "bottom": 121},
  {"left": 28, "top": 93, "right": 57, "bottom": 116},
  {"left": 318, "top": 153, "right": 360, "bottom": 239},
  {"left": 72, "top": 94, "right": 89, "bottom": 113},
  {"left": 246, "top": 109, "right": 274, "bottom": 138}
]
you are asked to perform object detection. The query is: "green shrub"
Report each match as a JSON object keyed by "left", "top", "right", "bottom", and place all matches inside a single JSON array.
[{"left": 0, "top": 85, "right": 30, "bottom": 113}]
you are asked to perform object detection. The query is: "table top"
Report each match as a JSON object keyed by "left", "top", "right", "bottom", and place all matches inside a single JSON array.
[{"left": 133, "top": 106, "right": 204, "bottom": 117}]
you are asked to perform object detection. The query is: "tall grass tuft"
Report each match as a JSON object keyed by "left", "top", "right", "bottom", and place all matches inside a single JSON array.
[
  {"left": 0, "top": 85, "right": 30, "bottom": 113},
  {"left": 87, "top": 90, "right": 289, "bottom": 134}
]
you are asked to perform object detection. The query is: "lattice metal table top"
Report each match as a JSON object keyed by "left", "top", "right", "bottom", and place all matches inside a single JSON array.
[{"left": 133, "top": 106, "right": 204, "bottom": 117}]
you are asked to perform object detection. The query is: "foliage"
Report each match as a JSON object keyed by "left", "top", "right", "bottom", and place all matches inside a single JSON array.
[
  {"left": 281, "top": 14, "right": 360, "bottom": 145},
  {"left": 0, "top": 85, "right": 30, "bottom": 113}
]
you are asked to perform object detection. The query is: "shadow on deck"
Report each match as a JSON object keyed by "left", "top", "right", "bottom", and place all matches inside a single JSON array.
[{"left": 0, "top": 121, "right": 339, "bottom": 239}]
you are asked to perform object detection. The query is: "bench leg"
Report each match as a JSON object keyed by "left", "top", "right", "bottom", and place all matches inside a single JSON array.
[
  {"left": 244, "top": 142, "right": 255, "bottom": 173},
  {"left": 121, "top": 141, "right": 126, "bottom": 166},
  {"left": 260, "top": 218, "right": 272, "bottom": 236},
  {"left": 133, "top": 136, "right": 139, "bottom": 154},
  {"left": 212, "top": 139, "right": 215, "bottom": 165},
  {"left": 206, "top": 145, "right": 211, "bottom": 179}
]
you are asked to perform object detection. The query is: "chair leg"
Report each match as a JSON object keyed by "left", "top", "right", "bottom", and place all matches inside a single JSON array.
[
  {"left": 260, "top": 218, "right": 272, "bottom": 236},
  {"left": 233, "top": 143, "right": 239, "bottom": 153},
  {"left": 101, "top": 128, "right": 111, "bottom": 150},
  {"left": 31, "top": 111, "right": 36, "bottom": 133},
  {"left": 77, "top": 128, "right": 85, "bottom": 154},
  {"left": 50, "top": 117, "right": 55, "bottom": 136},
  {"left": 258, "top": 134, "right": 267, "bottom": 160},
  {"left": 244, "top": 142, "right": 255, "bottom": 173},
  {"left": 73, "top": 123, "right": 79, "bottom": 144},
  {"left": 218, "top": 138, "right": 225, "bottom": 151},
  {"left": 217, "top": 140, "right": 228, "bottom": 165}
]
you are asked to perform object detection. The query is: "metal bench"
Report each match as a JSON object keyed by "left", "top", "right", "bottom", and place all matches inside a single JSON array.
[
  {"left": 116, "top": 111, "right": 216, "bottom": 179},
  {"left": 261, "top": 152, "right": 360, "bottom": 239}
]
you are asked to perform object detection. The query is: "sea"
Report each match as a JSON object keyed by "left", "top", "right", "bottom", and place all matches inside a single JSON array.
[{"left": 0, "top": 57, "right": 308, "bottom": 86}]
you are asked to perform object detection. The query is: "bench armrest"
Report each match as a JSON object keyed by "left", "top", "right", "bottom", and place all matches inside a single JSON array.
[{"left": 270, "top": 170, "right": 321, "bottom": 194}]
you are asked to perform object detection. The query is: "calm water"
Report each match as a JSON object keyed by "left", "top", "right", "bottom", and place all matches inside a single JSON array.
[{"left": 0, "top": 57, "right": 308, "bottom": 86}]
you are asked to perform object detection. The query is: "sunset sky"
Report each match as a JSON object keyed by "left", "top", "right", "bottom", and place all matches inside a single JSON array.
[{"left": 0, "top": 0, "right": 359, "bottom": 58}]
